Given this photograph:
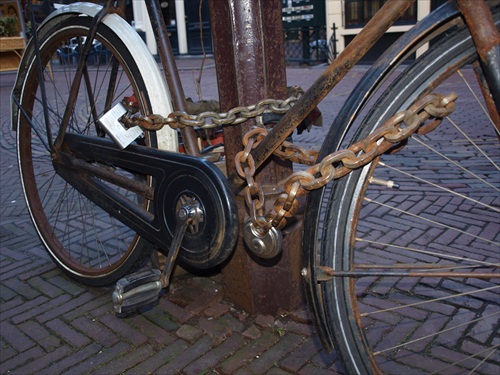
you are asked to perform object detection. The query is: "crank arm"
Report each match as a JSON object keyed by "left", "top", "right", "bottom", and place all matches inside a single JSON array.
[
  {"left": 160, "top": 203, "right": 203, "bottom": 288},
  {"left": 112, "top": 202, "right": 201, "bottom": 316}
]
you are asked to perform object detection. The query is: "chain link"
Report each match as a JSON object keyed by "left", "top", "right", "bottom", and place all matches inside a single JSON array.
[
  {"left": 129, "top": 90, "right": 456, "bottom": 233},
  {"left": 239, "top": 93, "right": 457, "bottom": 231},
  {"left": 234, "top": 128, "right": 272, "bottom": 234},
  {"left": 274, "top": 141, "right": 319, "bottom": 165},
  {"left": 126, "top": 90, "right": 304, "bottom": 131}
]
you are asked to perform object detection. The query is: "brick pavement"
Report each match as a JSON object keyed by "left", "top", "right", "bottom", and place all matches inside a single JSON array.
[
  {"left": 2, "top": 56, "right": 498, "bottom": 374},
  {"left": 0, "top": 59, "right": 355, "bottom": 374}
]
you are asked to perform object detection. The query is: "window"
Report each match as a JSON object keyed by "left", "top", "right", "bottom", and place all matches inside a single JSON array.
[{"left": 345, "top": 0, "right": 417, "bottom": 28}]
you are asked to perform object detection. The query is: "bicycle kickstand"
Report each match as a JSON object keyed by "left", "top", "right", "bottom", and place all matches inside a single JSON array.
[{"left": 112, "top": 201, "right": 203, "bottom": 317}]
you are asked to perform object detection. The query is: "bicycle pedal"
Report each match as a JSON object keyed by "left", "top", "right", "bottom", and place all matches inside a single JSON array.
[
  {"left": 112, "top": 269, "right": 163, "bottom": 317},
  {"left": 98, "top": 102, "right": 143, "bottom": 149}
]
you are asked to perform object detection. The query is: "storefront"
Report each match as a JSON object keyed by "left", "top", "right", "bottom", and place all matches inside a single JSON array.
[
  {"left": 133, "top": 0, "right": 212, "bottom": 56},
  {"left": 326, "top": 0, "right": 424, "bottom": 62},
  {"left": 123, "top": 0, "right": 457, "bottom": 61},
  {"left": 281, "top": 0, "right": 328, "bottom": 63},
  {"left": 326, "top": 0, "right": 497, "bottom": 62}
]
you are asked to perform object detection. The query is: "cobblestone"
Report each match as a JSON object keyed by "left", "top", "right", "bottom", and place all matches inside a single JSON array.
[
  {"left": 279, "top": 338, "right": 322, "bottom": 373},
  {"left": 45, "top": 318, "right": 93, "bottom": 347},
  {"left": 99, "top": 313, "right": 149, "bottom": 345},
  {"left": 155, "top": 336, "right": 214, "bottom": 374},
  {"left": 1, "top": 56, "right": 498, "bottom": 375},
  {"left": 175, "top": 323, "right": 203, "bottom": 343},
  {"left": 126, "top": 340, "right": 188, "bottom": 375},
  {"left": 217, "top": 332, "right": 280, "bottom": 374}
]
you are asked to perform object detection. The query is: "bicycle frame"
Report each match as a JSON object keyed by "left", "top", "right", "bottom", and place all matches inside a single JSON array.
[
  {"left": 17, "top": 0, "right": 499, "bottom": 163},
  {"left": 10, "top": 1, "right": 500, "bottom": 369},
  {"left": 12, "top": 0, "right": 497, "bottom": 245},
  {"left": 11, "top": 0, "right": 499, "bottom": 275},
  {"left": 80, "top": 0, "right": 499, "bottom": 193},
  {"left": 244, "top": 0, "right": 499, "bottom": 184}
]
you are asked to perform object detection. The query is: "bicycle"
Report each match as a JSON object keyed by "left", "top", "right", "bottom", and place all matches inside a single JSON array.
[{"left": 11, "top": 0, "right": 499, "bottom": 373}]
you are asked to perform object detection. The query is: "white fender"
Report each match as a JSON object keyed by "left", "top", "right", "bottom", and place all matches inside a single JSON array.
[{"left": 41, "top": 3, "right": 178, "bottom": 151}]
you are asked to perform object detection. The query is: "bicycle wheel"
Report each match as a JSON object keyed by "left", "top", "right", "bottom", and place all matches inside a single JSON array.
[
  {"left": 14, "top": 13, "right": 173, "bottom": 286},
  {"left": 308, "top": 11, "right": 499, "bottom": 375}
]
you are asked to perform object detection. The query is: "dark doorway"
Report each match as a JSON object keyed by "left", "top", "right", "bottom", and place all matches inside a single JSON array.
[
  {"left": 184, "top": 0, "right": 212, "bottom": 55},
  {"left": 163, "top": 0, "right": 212, "bottom": 55}
]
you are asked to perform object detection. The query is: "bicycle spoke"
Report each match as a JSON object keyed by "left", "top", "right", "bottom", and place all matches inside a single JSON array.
[
  {"left": 373, "top": 164, "right": 500, "bottom": 213},
  {"left": 103, "top": 58, "right": 120, "bottom": 111},
  {"left": 464, "top": 345, "right": 499, "bottom": 375},
  {"left": 356, "top": 238, "right": 499, "bottom": 266},
  {"left": 360, "top": 285, "right": 500, "bottom": 317},
  {"left": 363, "top": 197, "right": 500, "bottom": 245},
  {"left": 82, "top": 70, "right": 100, "bottom": 132},
  {"left": 410, "top": 136, "right": 500, "bottom": 191},
  {"left": 457, "top": 68, "right": 498, "bottom": 132},
  {"left": 62, "top": 184, "right": 73, "bottom": 255},
  {"left": 427, "top": 344, "right": 500, "bottom": 375},
  {"left": 373, "top": 312, "right": 500, "bottom": 355},
  {"left": 355, "top": 263, "right": 492, "bottom": 270}
]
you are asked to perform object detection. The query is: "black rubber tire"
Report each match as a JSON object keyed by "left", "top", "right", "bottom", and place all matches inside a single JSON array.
[
  {"left": 307, "top": 10, "right": 499, "bottom": 375},
  {"left": 16, "top": 15, "right": 158, "bottom": 286}
]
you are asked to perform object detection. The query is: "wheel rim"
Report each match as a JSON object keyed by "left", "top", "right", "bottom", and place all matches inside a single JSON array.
[
  {"left": 331, "top": 59, "right": 499, "bottom": 373},
  {"left": 17, "top": 23, "right": 153, "bottom": 280}
]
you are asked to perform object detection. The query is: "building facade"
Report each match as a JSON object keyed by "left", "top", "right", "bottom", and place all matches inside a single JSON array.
[
  {"left": 132, "top": 0, "right": 212, "bottom": 56},
  {"left": 327, "top": 0, "right": 427, "bottom": 60},
  {"left": 134, "top": 0, "right": 451, "bottom": 62}
]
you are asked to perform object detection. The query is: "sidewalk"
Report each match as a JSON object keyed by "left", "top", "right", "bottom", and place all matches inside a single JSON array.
[
  {"left": 2, "top": 56, "right": 496, "bottom": 374},
  {"left": 0, "top": 58, "right": 354, "bottom": 374}
]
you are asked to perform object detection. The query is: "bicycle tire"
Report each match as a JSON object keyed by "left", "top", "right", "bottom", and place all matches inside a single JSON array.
[
  {"left": 14, "top": 13, "right": 173, "bottom": 286},
  {"left": 308, "top": 10, "right": 499, "bottom": 375}
]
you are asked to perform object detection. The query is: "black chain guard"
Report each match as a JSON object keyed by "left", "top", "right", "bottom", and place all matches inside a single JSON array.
[{"left": 58, "top": 133, "right": 239, "bottom": 269}]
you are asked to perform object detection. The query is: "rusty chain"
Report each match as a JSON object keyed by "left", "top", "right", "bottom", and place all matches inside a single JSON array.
[
  {"left": 274, "top": 141, "right": 319, "bottom": 165},
  {"left": 126, "top": 88, "right": 317, "bottom": 166},
  {"left": 234, "top": 128, "right": 271, "bottom": 234},
  {"left": 129, "top": 91, "right": 456, "bottom": 233},
  {"left": 235, "top": 92, "right": 457, "bottom": 232},
  {"left": 126, "top": 90, "right": 303, "bottom": 131}
]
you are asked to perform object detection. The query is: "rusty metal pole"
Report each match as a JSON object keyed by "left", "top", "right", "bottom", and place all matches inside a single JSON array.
[
  {"left": 457, "top": 0, "right": 500, "bottom": 129},
  {"left": 209, "top": 0, "right": 305, "bottom": 314}
]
